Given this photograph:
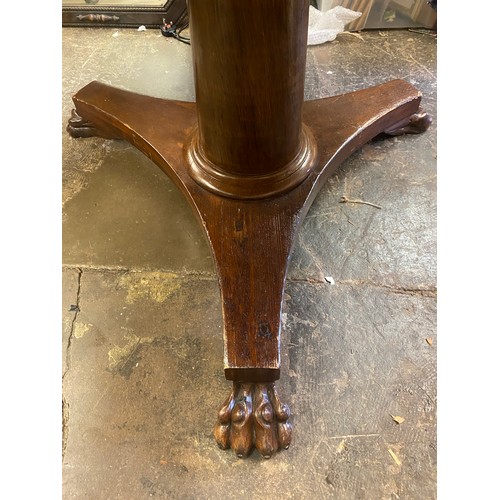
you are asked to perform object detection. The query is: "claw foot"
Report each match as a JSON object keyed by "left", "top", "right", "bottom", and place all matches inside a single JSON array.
[
  {"left": 214, "top": 382, "right": 292, "bottom": 459},
  {"left": 383, "top": 107, "right": 432, "bottom": 136},
  {"left": 66, "top": 109, "right": 102, "bottom": 138},
  {"left": 66, "top": 109, "right": 121, "bottom": 139}
]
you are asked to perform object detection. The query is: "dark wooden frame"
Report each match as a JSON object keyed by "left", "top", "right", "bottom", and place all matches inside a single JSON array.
[{"left": 62, "top": 0, "right": 186, "bottom": 28}]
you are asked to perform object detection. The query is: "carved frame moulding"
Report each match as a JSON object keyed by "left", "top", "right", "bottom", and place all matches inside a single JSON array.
[{"left": 62, "top": 0, "right": 187, "bottom": 28}]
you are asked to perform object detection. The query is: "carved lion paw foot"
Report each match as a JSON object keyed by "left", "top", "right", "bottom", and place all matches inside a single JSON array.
[
  {"left": 66, "top": 109, "right": 101, "bottom": 138},
  {"left": 66, "top": 109, "right": 121, "bottom": 139},
  {"left": 214, "top": 382, "right": 292, "bottom": 459},
  {"left": 382, "top": 107, "right": 432, "bottom": 136}
]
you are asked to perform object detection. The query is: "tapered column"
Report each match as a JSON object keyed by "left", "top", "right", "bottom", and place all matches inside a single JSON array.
[{"left": 186, "top": 0, "right": 317, "bottom": 199}]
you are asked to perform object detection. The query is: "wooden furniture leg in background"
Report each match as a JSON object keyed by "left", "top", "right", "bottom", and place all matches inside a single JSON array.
[{"left": 67, "top": 0, "right": 430, "bottom": 459}]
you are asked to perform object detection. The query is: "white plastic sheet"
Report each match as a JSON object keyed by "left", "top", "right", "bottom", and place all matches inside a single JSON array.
[{"left": 307, "top": 5, "right": 361, "bottom": 45}]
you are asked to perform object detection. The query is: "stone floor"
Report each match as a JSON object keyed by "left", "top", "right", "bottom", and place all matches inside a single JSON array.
[{"left": 62, "top": 27, "right": 436, "bottom": 499}]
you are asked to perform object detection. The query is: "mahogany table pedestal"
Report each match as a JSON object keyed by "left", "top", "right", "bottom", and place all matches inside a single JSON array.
[{"left": 67, "top": 0, "right": 430, "bottom": 459}]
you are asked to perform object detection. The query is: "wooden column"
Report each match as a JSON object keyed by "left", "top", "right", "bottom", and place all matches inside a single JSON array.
[{"left": 186, "top": 0, "right": 317, "bottom": 199}]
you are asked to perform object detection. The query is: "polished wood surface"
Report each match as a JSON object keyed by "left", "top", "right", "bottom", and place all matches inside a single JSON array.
[
  {"left": 68, "top": 79, "right": 426, "bottom": 380},
  {"left": 189, "top": 0, "right": 309, "bottom": 177},
  {"left": 186, "top": 0, "right": 317, "bottom": 199},
  {"left": 67, "top": 0, "right": 430, "bottom": 458}
]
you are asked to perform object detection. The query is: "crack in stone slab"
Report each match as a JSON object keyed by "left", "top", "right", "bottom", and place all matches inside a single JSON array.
[
  {"left": 62, "top": 264, "right": 217, "bottom": 280},
  {"left": 62, "top": 396, "right": 70, "bottom": 460},
  {"left": 287, "top": 277, "right": 436, "bottom": 297},
  {"left": 338, "top": 279, "right": 437, "bottom": 297},
  {"left": 62, "top": 265, "right": 435, "bottom": 297},
  {"left": 64, "top": 268, "right": 83, "bottom": 379},
  {"left": 62, "top": 267, "right": 82, "bottom": 462}
]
